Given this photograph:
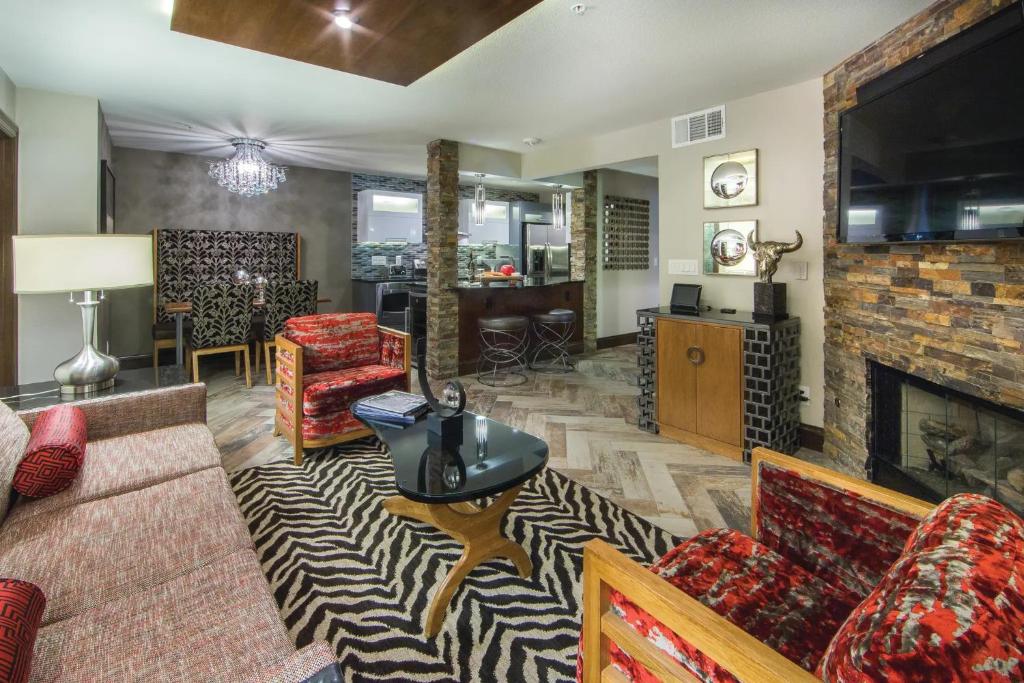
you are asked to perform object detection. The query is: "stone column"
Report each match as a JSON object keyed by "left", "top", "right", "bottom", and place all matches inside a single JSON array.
[
  {"left": 571, "top": 170, "right": 598, "bottom": 353},
  {"left": 425, "top": 139, "right": 460, "bottom": 379}
]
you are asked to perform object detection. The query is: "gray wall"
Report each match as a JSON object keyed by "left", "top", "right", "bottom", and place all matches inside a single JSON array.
[{"left": 109, "top": 146, "right": 352, "bottom": 358}]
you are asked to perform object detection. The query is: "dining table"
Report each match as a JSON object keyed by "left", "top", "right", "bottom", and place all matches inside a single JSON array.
[{"left": 164, "top": 297, "right": 331, "bottom": 366}]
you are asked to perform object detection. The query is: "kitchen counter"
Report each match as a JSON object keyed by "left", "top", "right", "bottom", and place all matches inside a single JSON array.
[
  {"left": 351, "top": 276, "right": 427, "bottom": 284},
  {"left": 454, "top": 279, "right": 584, "bottom": 375},
  {"left": 451, "top": 275, "right": 582, "bottom": 290}
]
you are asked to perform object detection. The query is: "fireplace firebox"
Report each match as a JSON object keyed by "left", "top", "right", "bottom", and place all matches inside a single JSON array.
[{"left": 870, "top": 361, "right": 1024, "bottom": 516}]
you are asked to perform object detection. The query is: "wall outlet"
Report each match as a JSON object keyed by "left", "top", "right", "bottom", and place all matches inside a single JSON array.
[
  {"left": 795, "top": 261, "right": 808, "bottom": 281},
  {"left": 799, "top": 385, "right": 811, "bottom": 402},
  {"left": 371, "top": 255, "right": 387, "bottom": 266},
  {"left": 668, "top": 259, "right": 698, "bottom": 275}
]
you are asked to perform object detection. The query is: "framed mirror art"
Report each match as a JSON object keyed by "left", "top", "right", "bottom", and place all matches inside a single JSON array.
[
  {"left": 703, "top": 149, "right": 758, "bottom": 208},
  {"left": 703, "top": 220, "right": 758, "bottom": 277}
]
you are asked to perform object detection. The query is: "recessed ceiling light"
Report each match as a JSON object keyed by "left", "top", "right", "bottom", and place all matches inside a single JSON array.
[
  {"left": 333, "top": 9, "right": 354, "bottom": 29},
  {"left": 571, "top": 3, "right": 587, "bottom": 15}
]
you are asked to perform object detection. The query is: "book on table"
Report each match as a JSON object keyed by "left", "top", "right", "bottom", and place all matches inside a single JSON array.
[{"left": 353, "top": 391, "right": 429, "bottom": 424}]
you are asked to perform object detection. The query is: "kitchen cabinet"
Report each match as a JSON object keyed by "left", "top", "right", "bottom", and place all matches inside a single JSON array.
[
  {"left": 525, "top": 223, "right": 569, "bottom": 246},
  {"left": 656, "top": 318, "right": 743, "bottom": 454},
  {"left": 357, "top": 190, "right": 423, "bottom": 244},
  {"left": 458, "top": 199, "right": 510, "bottom": 244}
]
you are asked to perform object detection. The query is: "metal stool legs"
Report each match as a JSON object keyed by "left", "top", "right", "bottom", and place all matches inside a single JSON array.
[
  {"left": 530, "top": 317, "right": 576, "bottom": 373},
  {"left": 478, "top": 325, "right": 529, "bottom": 386}
]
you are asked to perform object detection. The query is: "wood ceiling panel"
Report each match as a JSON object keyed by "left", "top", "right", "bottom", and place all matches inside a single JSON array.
[{"left": 170, "top": 0, "right": 543, "bottom": 86}]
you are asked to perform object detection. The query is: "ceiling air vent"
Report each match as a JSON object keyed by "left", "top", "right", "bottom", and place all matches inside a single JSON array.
[{"left": 671, "top": 105, "right": 726, "bottom": 148}]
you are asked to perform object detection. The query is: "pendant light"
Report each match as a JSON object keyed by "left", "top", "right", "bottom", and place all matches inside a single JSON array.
[
  {"left": 473, "top": 174, "right": 487, "bottom": 226},
  {"left": 552, "top": 185, "right": 565, "bottom": 231}
]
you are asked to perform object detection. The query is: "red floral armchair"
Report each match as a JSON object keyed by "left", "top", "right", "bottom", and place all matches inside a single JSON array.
[
  {"left": 274, "top": 313, "right": 410, "bottom": 465},
  {"left": 581, "top": 448, "right": 1024, "bottom": 682}
]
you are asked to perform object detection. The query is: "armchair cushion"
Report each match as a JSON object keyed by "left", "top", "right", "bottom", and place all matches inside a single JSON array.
[
  {"left": 299, "top": 366, "right": 407, "bottom": 417},
  {"left": 756, "top": 458, "right": 920, "bottom": 600},
  {"left": 283, "top": 313, "right": 380, "bottom": 374},
  {"left": 608, "top": 528, "right": 861, "bottom": 682},
  {"left": 818, "top": 494, "right": 1024, "bottom": 682}
]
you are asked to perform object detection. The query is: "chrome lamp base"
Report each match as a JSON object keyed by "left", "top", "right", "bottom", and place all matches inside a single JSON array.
[{"left": 54, "top": 290, "right": 119, "bottom": 396}]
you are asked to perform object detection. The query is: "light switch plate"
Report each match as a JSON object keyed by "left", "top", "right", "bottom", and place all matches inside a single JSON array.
[
  {"left": 796, "top": 261, "right": 808, "bottom": 280},
  {"left": 371, "top": 255, "right": 387, "bottom": 266},
  {"left": 799, "top": 385, "right": 811, "bottom": 401},
  {"left": 394, "top": 255, "right": 403, "bottom": 265},
  {"left": 668, "top": 259, "right": 698, "bottom": 275}
]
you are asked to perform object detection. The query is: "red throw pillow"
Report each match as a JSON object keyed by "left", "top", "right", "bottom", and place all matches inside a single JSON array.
[
  {"left": 13, "top": 404, "right": 87, "bottom": 498},
  {"left": 0, "top": 579, "right": 46, "bottom": 683}
]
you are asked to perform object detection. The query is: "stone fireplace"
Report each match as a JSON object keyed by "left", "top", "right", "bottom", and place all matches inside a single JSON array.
[
  {"left": 822, "top": 0, "right": 1024, "bottom": 478},
  {"left": 870, "top": 361, "right": 1024, "bottom": 516}
]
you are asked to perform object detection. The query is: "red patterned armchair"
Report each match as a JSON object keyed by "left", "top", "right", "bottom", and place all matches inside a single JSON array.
[
  {"left": 274, "top": 313, "right": 410, "bottom": 465},
  {"left": 581, "top": 448, "right": 1024, "bottom": 682}
]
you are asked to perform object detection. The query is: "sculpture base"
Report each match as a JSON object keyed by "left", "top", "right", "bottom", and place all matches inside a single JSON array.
[
  {"left": 428, "top": 413, "right": 464, "bottom": 448},
  {"left": 753, "top": 282, "right": 788, "bottom": 320}
]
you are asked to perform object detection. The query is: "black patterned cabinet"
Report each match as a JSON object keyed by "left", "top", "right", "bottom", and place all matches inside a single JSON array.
[{"left": 636, "top": 307, "right": 800, "bottom": 463}]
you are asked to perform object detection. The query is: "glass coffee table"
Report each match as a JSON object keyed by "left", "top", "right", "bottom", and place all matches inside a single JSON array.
[{"left": 353, "top": 401, "right": 549, "bottom": 636}]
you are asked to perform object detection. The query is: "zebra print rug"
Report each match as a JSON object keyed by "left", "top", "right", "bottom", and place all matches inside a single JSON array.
[{"left": 228, "top": 439, "right": 679, "bottom": 683}]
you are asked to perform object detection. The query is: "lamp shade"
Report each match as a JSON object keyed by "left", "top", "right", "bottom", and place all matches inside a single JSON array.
[{"left": 12, "top": 234, "right": 154, "bottom": 293}]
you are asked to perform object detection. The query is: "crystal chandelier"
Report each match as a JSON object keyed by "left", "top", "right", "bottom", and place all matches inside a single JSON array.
[
  {"left": 552, "top": 185, "right": 565, "bottom": 231},
  {"left": 208, "top": 138, "right": 287, "bottom": 198},
  {"left": 473, "top": 174, "right": 487, "bottom": 226}
]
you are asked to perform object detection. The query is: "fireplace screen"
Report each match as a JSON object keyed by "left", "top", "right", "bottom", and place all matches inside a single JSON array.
[{"left": 871, "top": 362, "right": 1024, "bottom": 516}]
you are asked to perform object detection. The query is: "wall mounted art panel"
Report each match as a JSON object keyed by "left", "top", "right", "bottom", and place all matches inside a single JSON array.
[{"left": 603, "top": 195, "right": 650, "bottom": 271}]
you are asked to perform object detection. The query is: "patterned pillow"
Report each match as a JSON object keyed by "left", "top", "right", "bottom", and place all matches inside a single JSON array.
[
  {"left": 818, "top": 494, "right": 1024, "bottom": 682},
  {"left": 13, "top": 405, "right": 87, "bottom": 498},
  {"left": 0, "top": 578, "right": 46, "bottom": 683}
]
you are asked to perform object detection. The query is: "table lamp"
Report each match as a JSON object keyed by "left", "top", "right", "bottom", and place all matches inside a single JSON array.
[{"left": 12, "top": 234, "right": 154, "bottom": 395}]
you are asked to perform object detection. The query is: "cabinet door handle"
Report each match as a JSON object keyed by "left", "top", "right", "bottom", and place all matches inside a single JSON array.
[{"left": 687, "top": 346, "right": 705, "bottom": 366}]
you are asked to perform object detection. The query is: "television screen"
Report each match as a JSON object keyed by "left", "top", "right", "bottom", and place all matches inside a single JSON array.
[{"left": 839, "top": 12, "right": 1024, "bottom": 243}]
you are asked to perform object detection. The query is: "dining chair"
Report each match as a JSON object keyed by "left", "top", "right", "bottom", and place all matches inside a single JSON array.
[
  {"left": 256, "top": 280, "right": 319, "bottom": 384},
  {"left": 189, "top": 283, "right": 254, "bottom": 388}
]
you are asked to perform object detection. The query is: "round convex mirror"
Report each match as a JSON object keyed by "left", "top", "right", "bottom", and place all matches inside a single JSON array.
[
  {"left": 710, "top": 161, "right": 749, "bottom": 199},
  {"left": 710, "top": 228, "right": 748, "bottom": 266}
]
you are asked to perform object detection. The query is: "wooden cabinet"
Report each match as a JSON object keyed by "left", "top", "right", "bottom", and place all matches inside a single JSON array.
[{"left": 656, "top": 318, "right": 743, "bottom": 457}]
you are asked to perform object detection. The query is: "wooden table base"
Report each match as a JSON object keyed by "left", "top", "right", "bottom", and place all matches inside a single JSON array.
[{"left": 383, "top": 484, "right": 532, "bottom": 636}]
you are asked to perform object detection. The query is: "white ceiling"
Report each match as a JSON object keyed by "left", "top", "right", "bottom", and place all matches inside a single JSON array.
[{"left": 0, "top": 0, "right": 931, "bottom": 178}]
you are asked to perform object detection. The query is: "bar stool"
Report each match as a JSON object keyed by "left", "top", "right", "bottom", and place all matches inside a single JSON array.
[
  {"left": 530, "top": 309, "right": 576, "bottom": 373},
  {"left": 478, "top": 315, "right": 529, "bottom": 386}
]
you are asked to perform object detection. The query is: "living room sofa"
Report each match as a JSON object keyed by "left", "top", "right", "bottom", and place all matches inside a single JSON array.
[{"left": 0, "top": 383, "right": 337, "bottom": 682}]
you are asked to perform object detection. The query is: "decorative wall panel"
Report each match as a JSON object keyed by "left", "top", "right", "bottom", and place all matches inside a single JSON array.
[
  {"left": 154, "top": 228, "right": 298, "bottom": 322},
  {"left": 603, "top": 195, "right": 650, "bottom": 271}
]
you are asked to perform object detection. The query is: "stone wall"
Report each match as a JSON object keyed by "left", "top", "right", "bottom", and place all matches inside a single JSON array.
[
  {"left": 425, "top": 140, "right": 461, "bottom": 378},
  {"left": 822, "top": 0, "right": 1021, "bottom": 476},
  {"left": 571, "top": 170, "right": 598, "bottom": 352}
]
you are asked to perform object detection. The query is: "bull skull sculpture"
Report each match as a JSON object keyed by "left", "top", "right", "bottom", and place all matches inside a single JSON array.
[{"left": 747, "top": 230, "right": 803, "bottom": 284}]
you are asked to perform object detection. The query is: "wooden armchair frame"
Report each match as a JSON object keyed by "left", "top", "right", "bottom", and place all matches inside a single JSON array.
[
  {"left": 273, "top": 326, "right": 411, "bottom": 466},
  {"left": 581, "top": 447, "right": 935, "bottom": 683}
]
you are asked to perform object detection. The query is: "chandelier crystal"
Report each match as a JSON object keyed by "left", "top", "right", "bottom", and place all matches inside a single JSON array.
[{"left": 208, "top": 138, "right": 287, "bottom": 198}]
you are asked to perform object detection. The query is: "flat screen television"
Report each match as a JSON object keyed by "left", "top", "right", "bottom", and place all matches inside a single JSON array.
[{"left": 839, "top": 3, "right": 1024, "bottom": 243}]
